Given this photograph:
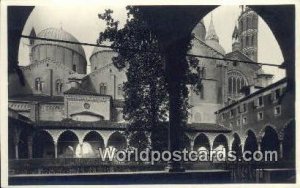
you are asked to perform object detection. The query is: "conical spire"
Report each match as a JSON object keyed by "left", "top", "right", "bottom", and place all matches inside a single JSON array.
[
  {"left": 232, "top": 23, "right": 241, "bottom": 52},
  {"left": 205, "top": 13, "right": 219, "bottom": 42},
  {"left": 29, "top": 27, "right": 36, "bottom": 46},
  {"left": 232, "top": 24, "right": 239, "bottom": 39}
]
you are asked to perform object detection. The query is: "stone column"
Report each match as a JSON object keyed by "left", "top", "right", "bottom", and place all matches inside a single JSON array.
[
  {"left": 15, "top": 143, "right": 19, "bottom": 159},
  {"left": 80, "top": 143, "right": 83, "bottom": 158},
  {"left": 240, "top": 143, "right": 244, "bottom": 153},
  {"left": 163, "top": 36, "right": 191, "bottom": 173},
  {"left": 145, "top": 132, "right": 152, "bottom": 150},
  {"left": 257, "top": 141, "right": 261, "bottom": 151},
  {"left": 54, "top": 142, "right": 58, "bottom": 158},
  {"left": 279, "top": 140, "right": 283, "bottom": 159},
  {"left": 28, "top": 134, "right": 33, "bottom": 159},
  {"left": 190, "top": 139, "right": 194, "bottom": 151},
  {"left": 126, "top": 133, "right": 131, "bottom": 149}
]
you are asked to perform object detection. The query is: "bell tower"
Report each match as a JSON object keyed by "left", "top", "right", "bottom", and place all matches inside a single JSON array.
[{"left": 238, "top": 6, "right": 258, "bottom": 62}]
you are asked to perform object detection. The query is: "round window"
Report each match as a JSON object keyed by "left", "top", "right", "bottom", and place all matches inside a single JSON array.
[{"left": 84, "top": 103, "right": 90, "bottom": 109}]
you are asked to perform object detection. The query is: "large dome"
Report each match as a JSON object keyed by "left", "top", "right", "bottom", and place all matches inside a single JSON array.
[
  {"left": 33, "top": 28, "right": 86, "bottom": 58},
  {"left": 30, "top": 27, "right": 87, "bottom": 74}
]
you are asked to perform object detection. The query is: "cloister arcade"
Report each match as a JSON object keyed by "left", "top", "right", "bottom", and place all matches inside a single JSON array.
[{"left": 10, "top": 119, "right": 295, "bottom": 162}]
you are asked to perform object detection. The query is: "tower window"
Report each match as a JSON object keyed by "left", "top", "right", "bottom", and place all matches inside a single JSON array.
[
  {"left": 243, "top": 19, "right": 247, "bottom": 30},
  {"left": 248, "top": 16, "right": 252, "bottom": 29},
  {"left": 99, "top": 83, "right": 107, "bottom": 95},
  {"left": 257, "top": 112, "right": 264, "bottom": 121},
  {"left": 228, "top": 77, "right": 232, "bottom": 95},
  {"left": 237, "top": 119, "right": 241, "bottom": 126},
  {"left": 230, "top": 109, "right": 235, "bottom": 118},
  {"left": 221, "top": 113, "right": 225, "bottom": 120},
  {"left": 258, "top": 96, "right": 264, "bottom": 106},
  {"left": 55, "top": 79, "right": 63, "bottom": 94},
  {"left": 252, "top": 16, "right": 257, "bottom": 28},
  {"left": 240, "top": 21, "right": 243, "bottom": 32},
  {"left": 200, "top": 85, "right": 204, "bottom": 99},
  {"left": 72, "top": 64, "right": 76, "bottom": 71},
  {"left": 35, "top": 77, "right": 43, "bottom": 92},
  {"left": 118, "top": 84, "right": 123, "bottom": 96},
  {"left": 274, "top": 88, "right": 281, "bottom": 100},
  {"left": 274, "top": 105, "right": 281, "bottom": 116}
]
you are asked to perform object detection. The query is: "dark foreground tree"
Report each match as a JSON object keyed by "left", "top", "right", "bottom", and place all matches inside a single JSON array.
[{"left": 98, "top": 6, "right": 202, "bottom": 151}]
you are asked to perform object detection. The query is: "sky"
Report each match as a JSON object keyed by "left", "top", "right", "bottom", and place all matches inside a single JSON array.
[{"left": 19, "top": 5, "right": 285, "bottom": 81}]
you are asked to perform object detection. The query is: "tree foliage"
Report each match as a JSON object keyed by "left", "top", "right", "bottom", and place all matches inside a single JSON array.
[{"left": 98, "top": 6, "right": 202, "bottom": 150}]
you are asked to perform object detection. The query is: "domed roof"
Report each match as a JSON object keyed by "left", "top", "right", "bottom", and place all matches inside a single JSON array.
[
  {"left": 91, "top": 46, "right": 114, "bottom": 56},
  {"left": 33, "top": 27, "right": 86, "bottom": 58},
  {"left": 206, "top": 40, "right": 226, "bottom": 55},
  {"left": 192, "top": 20, "right": 206, "bottom": 41}
]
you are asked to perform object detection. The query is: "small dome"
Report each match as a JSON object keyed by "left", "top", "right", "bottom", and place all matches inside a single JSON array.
[
  {"left": 206, "top": 40, "right": 226, "bottom": 55},
  {"left": 34, "top": 28, "right": 86, "bottom": 58},
  {"left": 91, "top": 46, "right": 113, "bottom": 56},
  {"left": 192, "top": 20, "right": 206, "bottom": 41},
  {"left": 90, "top": 46, "right": 117, "bottom": 71}
]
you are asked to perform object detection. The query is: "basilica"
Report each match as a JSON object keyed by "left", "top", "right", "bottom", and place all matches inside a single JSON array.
[{"left": 8, "top": 7, "right": 293, "bottom": 166}]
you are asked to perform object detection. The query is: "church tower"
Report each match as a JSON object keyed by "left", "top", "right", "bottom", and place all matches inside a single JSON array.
[
  {"left": 238, "top": 6, "right": 258, "bottom": 62},
  {"left": 231, "top": 25, "right": 241, "bottom": 52},
  {"left": 29, "top": 27, "right": 36, "bottom": 63}
]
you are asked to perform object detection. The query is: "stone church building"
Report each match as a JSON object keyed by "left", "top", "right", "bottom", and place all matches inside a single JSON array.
[{"left": 9, "top": 7, "right": 286, "bottom": 161}]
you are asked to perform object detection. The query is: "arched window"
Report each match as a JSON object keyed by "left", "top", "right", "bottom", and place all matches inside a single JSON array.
[
  {"left": 227, "top": 71, "right": 248, "bottom": 100},
  {"left": 200, "top": 85, "right": 204, "bottom": 99},
  {"left": 228, "top": 77, "right": 232, "bottom": 95},
  {"left": 232, "top": 77, "right": 236, "bottom": 94},
  {"left": 55, "top": 79, "right": 63, "bottom": 94},
  {"left": 99, "top": 83, "right": 107, "bottom": 95},
  {"left": 252, "top": 16, "right": 257, "bottom": 29},
  {"left": 35, "top": 77, "right": 43, "bottom": 92},
  {"left": 72, "top": 64, "right": 76, "bottom": 72},
  {"left": 248, "top": 16, "right": 252, "bottom": 29},
  {"left": 239, "top": 20, "right": 243, "bottom": 32},
  {"left": 243, "top": 19, "right": 247, "bottom": 30},
  {"left": 117, "top": 84, "right": 123, "bottom": 96},
  {"left": 237, "top": 78, "right": 241, "bottom": 91}
]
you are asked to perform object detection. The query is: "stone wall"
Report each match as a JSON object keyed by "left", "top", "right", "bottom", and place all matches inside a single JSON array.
[
  {"left": 64, "top": 94, "right": 111, "bottom": 120},
  {"left": 81, "top": 64, "right": 127, "bottom": 100},
  {"left": 31, "top": 44, "right": 87, "bottom": 74}
]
